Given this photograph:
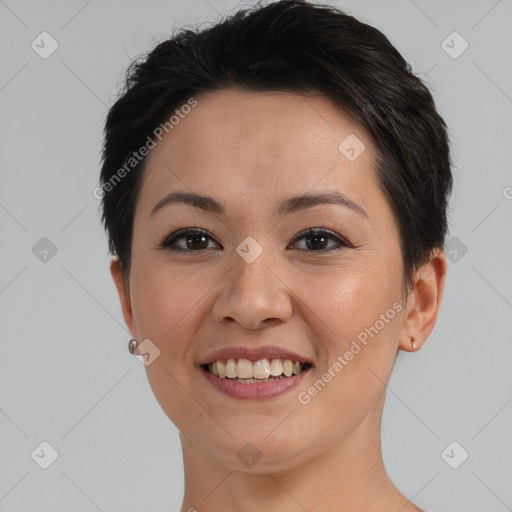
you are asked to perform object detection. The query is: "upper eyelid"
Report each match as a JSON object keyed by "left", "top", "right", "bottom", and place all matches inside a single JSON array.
[
  {"left": 292, "top": 227, "right": 347, "bottom": 241},
  {"left": 160, "top": 227, "right": 351, "bottom": 249},
  {"left": 162, "top": 227, "right": 220, "bottom": 244}
]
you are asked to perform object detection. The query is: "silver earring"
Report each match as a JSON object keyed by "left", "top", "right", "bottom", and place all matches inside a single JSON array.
[{"left": 128, "top": 338, "right": 137, "bottom": 354}]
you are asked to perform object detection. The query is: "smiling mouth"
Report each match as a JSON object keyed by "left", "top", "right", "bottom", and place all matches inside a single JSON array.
[{"left": 201, "top": 358, "right": 312, "bottom": 383}]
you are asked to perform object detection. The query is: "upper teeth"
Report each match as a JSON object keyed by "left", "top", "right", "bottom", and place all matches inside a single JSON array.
[{"left": 208, "top": 358, "right": 305, "bottom": 379}]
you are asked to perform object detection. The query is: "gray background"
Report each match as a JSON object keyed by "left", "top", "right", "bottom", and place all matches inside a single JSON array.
[{"left": 1, "top": 0, "right": 511, "bottom": 511}]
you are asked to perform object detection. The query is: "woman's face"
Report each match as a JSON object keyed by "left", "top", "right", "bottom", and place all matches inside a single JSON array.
[{"left": 114, "top": 89, "right": 432, "bottom": 472}]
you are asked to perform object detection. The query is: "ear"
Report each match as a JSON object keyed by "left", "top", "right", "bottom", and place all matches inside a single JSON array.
[
  {"left": 399, "top": 248, "right": 448, "bottom": 352},
  {"left": 110, "top": 258, "right": 137, "bottom": 338}
]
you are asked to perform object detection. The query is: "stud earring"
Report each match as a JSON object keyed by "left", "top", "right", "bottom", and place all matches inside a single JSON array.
[
  {"left": 410, "top": 336, "right": 416, "bottom": 351},
  {"left": 128, "top": 338, "right": 137, "bottom": 354}
]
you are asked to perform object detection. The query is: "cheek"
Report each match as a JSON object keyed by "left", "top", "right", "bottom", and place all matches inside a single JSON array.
[
  {"left": 290, "top": 267, "right": 403, "bottom": 434},
  {"left": 129, "top": 259, "right": 202, "bottom": 351},
  {"left": 128, "top": 260, "right": 210, "bottom": 430},
  {"left": 290, "top": 256, "right": 402, "bottom": 347},
  {"left": 289, "top": 257, "right": 403, "bottom": 397}
]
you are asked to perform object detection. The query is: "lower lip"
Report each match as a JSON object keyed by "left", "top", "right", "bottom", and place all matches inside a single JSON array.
[{"left": 200, "top": 366, "right": 309, "bottom": 400}]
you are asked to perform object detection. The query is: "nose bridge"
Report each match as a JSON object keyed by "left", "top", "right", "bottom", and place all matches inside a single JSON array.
[{"left": 213, "top": 240, "right": 292, "bottom": 328}]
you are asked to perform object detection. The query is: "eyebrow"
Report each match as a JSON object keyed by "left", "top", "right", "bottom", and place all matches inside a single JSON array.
[{"left": 150, "top": 190, "right": 368, "bottom": 219}]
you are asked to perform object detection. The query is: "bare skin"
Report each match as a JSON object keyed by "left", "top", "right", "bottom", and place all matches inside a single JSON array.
[{"left": 111, "top": 89, "right": 446, "bottom": 511}]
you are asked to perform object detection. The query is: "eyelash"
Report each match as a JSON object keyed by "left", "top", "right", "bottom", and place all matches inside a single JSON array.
[{"left": 158, "top": 227, "right": 354, "bottom": 254}]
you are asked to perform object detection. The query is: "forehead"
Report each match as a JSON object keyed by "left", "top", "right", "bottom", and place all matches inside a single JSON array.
[{"left": 136, "top": 88, "right": 380, "bottom": 218}]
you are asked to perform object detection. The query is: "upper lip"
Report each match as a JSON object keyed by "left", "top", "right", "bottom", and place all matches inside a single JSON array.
[{"left": 199, "top": 345, "right": 313, "bottom": 366}]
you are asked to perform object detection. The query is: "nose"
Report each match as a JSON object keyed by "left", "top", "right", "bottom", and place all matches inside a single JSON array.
[{"left": 211, "top": 246, "right": 293, "bottom": 330}]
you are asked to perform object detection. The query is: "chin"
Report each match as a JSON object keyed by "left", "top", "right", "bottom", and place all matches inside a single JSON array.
[{"left": 187, "top": 415, "right": 317, "bottom": 472}]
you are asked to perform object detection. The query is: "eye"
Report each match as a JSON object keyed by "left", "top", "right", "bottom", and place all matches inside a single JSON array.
[
  {"left": 287, "top": 227, "right": 352, "bottom": 252},
  {"left": 158, "top": 227, "right": 353, "bottom": 254},
  {"left": 158, "top": 228, "right": 221, "bottom": 253}
]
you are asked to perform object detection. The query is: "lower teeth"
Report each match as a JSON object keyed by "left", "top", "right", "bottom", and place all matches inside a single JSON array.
[{"left": 227, "top": 375, "right": 289, "bottom": 383}]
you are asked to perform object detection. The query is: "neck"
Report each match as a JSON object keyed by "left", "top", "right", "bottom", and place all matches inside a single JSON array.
[{"left": 179, "top": 398, "right": 421, "bottom": 512}]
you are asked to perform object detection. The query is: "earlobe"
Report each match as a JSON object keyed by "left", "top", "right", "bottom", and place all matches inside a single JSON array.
[
  {"left": 399, "top": 248, "right": 448, "bottom": 352},
  {"left": 110, "top": 258, "right": 136, "bottom": 337}
]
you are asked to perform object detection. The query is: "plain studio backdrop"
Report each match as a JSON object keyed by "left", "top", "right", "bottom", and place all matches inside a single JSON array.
[{"left": 1, "top": 1, "right": 511, "bottom": 511}]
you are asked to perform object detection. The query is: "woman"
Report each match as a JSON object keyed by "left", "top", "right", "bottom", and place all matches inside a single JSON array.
[{"left": 99, "top": 1, "right": 452, "bottom": 510}]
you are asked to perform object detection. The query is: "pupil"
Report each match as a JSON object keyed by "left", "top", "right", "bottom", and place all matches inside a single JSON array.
[
  {"left": 307, "top": 234, "right": 327, "bottom": 250},
  {"left": 187, "top": 234, "right": 208, "bottom": 250}
]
